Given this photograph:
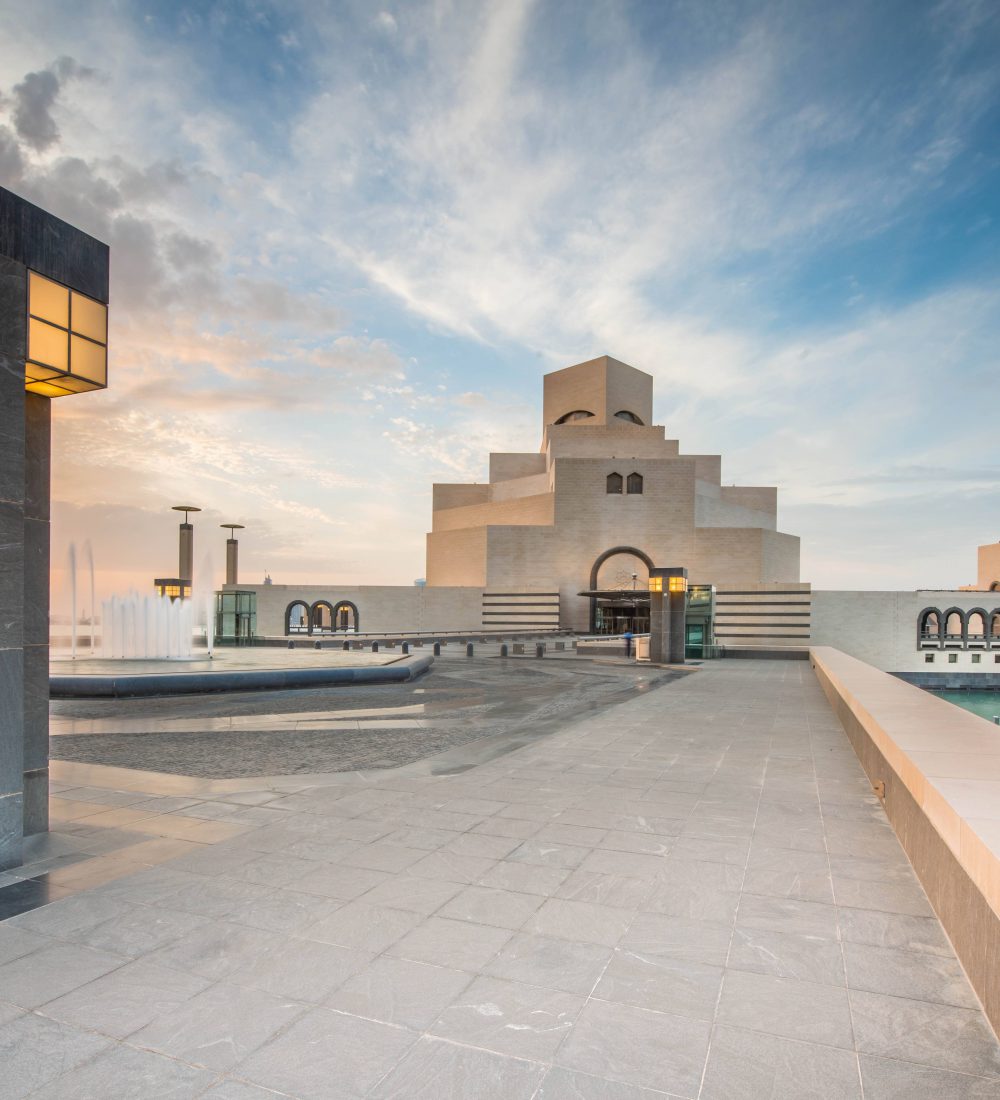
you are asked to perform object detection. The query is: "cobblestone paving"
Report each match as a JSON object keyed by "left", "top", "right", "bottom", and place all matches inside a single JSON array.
[{"left": 2, "top": 659, "right": 998, "bottom": 1098}]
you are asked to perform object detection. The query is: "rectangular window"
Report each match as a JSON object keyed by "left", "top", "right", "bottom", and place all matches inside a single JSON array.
[
  {"left": 948, "top": 653, "right": 958, "bottom": 664},
  {"left": 924, "top": 653, "right": 935, "bottom": 663},
  {"left": 972, "top": 653, "right": 981, "bottom": 664},
  {"left": 25, "top": 272, "right": 108, "bottom": 397}
]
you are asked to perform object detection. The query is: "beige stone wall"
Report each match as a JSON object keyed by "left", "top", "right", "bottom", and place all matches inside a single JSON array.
[
  {"left": 433, "top": 484, "right": 488, "bottom": 510},
  {"left": 425, "top": 527, "right": 488, "bottom": 586},
  {"left": 692, "top": 528, "right": 799, "bottom": 586},
  {"left": 489, "top": 472, "right": 550, "bottom": 502},
  {"left": 542, "top": 355, "right": 653, "bottom": 428},
  {"left": 245, "top": 583, "right": 484, "bottom": 636},
  {"left": 977, "top": 543, "right": 1000, "bottom": 590},
  {"left": 721, "top": 485, "right": 777, "bottom": 516},
  {"left": 490, "top": 452, "right": 546, "bottom": 482},
  {"left": 543, "top": 423, "right": 678, "bottom": 461},
  {"left": 431, "top": 492, "right": 554, "bottom": 533},
  {"left": 811, "top": 589, "right": 1000, "bottom": 673}
]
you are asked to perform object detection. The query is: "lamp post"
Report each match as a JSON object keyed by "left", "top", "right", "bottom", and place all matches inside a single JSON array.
[
  {"left": 648, "top": 567, "right": 688, "bottom": 664},
  {"left": 172, "top": 505, "right": 201, "bottom": 588},
  {"left": 221, "top": 524, "right": 245, "bottom": 585}
]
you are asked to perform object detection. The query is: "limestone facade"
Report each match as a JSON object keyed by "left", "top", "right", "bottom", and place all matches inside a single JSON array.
[{"left": 426, "top": 356, "right": 800, "bottom": 631}]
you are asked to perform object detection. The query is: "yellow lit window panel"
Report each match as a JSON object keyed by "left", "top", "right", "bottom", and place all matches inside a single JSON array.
[
  {"left": 53, "top": 374, "right": 100, "bottom": 393},
  {"left": 70, "top": 292, "right": 107, "bottom": 344},
  {"left": 70, "top": 335, "right": 107, "bottom": 385},
  {"left": 25, "top": 363, "right": 63, "bottom": 382},
  {"left": 28, "top": 318, "right": 69, "bottom": 371},
  {"left": 25, "top": 379, "right": 74, "bottom": 397},
  {"left": 29, "top": 272, "right": 69, "bottom": 328}
]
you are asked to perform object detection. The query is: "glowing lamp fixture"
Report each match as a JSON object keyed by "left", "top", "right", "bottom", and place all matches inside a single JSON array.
[
  {"left": 649, "top": 567, "right": 688, "bottom": 594},
  {"left": 25, "top": 272, "right": 108, "bottom": 397}
]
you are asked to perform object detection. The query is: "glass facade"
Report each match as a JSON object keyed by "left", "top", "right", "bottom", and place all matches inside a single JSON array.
[{"left": 215, "top": 590, "right": 257, "bottom": 642}]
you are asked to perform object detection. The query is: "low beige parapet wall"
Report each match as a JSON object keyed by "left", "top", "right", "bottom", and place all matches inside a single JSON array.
[{"left": 811, "top": 646, "right": 1000, "bottom": 1035}]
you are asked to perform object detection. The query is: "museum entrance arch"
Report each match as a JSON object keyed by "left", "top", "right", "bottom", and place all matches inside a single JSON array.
[{"left": 587, "top": 546, "right": 655, "bottom": 634}]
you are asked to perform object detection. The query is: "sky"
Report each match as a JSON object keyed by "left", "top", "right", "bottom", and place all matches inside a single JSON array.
[{"left": 1, "top": 0, "right": 998, "bottom": 613}]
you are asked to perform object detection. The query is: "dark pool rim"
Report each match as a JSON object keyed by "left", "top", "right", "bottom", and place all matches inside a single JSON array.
[{"left": 50, "top": 654, "right": 434, "bottom": 698}]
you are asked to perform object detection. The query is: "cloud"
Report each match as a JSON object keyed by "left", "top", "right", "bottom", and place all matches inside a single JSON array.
[{"left": 11, "top": 56, "right": 94, "bottom": 151}]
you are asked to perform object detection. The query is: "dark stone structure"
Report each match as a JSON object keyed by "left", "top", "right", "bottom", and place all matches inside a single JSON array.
[{"left": 0, "top": 187, "right": 109, "bottom": 869}]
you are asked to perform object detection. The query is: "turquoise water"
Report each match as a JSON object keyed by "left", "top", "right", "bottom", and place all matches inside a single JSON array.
[{"left": 932, "top": 690, "right": 1000, "bottom": 723}]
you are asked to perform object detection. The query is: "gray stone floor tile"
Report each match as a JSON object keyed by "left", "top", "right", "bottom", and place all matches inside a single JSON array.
[
  {"left": 534, "top": 823, "right": 608, "bottom": 848},
  {"left": 728, "top": 926, "right": 846, "bottom": 985},
  {"left": 370, "top": 1035, "right": 546, "bottom": 1099},
  {"left": 224, "top": 887, "right": 342, "bottom": 934},
  {"left": 150, "top": 921, "right": 285, "bottom": 982},
  {"left": 238, "top": 1005, "right": 418, "bottom": 1100},
  {"left": 7, "top": 892, "right": 133, "bottom": 939},
  {"left": 743, "top": 847, "right": 834, "bottom": 903},
  {"left": 579, "top": 849, "right": 671, "bottom": 879},
  {"left": 622, "top": 913, "right": 733, "bottom": 967},
  {"left": 300, "top": 900, "right": 421, "bottom": 952},
  {"left": 0, "top": 924, "right": 50, "bottom": 965},
  {"left": 833, "top": 876, "right": 934, "bottom": 917},
  {"left": 525, "top": 897, "right": 633, "bottom": 946},
  {"left": 0, "top": 941, "right": 126, "bottom": 1008},
  {"left": 642, "top": 880, "right": 740, "bottom": 923},
  {"left": 595, "top": 949, "right": 723, "bottom": 1020},
  {"left": 78, "top": 905, "right": 211, "bottom": 957},
  {"left": 42, "top": 958, "right": 209, "bottom": 1038},
  {"left": 718, "top": 970, "right": 855, "bottom": 1049},
  {"left": 387, "top": 915, "right": 512, "bottom": 970},
  {"left": 437, "top": 883, "right": 544, "bottom": 928},
  {"left": 701, "top": 1024, "right": 862, "bottom": 1099},
  {"left": 844, "top": 941, "right": 979, "bottom": 1009},
  {"left": 850, "top": 989, "right": 1000, "bottom": 1077},
  {"left": 836, "top": 906, "right": 953, "bottom": 956},
  {"left": 160, "top": 878, "right": 278, "bottom": 920},
  {"left": 669, "top": 836, "right": 749, "bottom": 866},
  {"left": 556, "top": 998, "right": 710, "bottom": 1096},
  {"left": 381, "top": 825, "right": 458, "bottom": 851},
  {"left": 859, "top": 1053, "right": 1000, "bottom": 1098},
  {"left": 0, "top": 1012, "right": 110, "bottom": 1098},
  {"left": 339, "top": 841, "right": 427, "bottom": 873},
  {"left": 198, "top": 1082, "right": 286, "bottom": 1100},
  {"left": 406, "top": 849, "right": 498, "bottom": 883},
  {"left": 327, "top": 956, "right": 473, "bottom": 1028},
  {"left": 828, "top": 854, "right": 917, "bottom": 884},
  {"left": 352, "top": 873, "right": 462, "bottom": 914},
  {"left": 737, "top": 893, "right": 840, "bottom": 940},
  {"left": 483, "top": 932, "right": 612, "bottom": 994},
  {"left": 596, "top": 830, "right": 675, "bottom": 856},
  {"left": 229, "top": 936, "right": 371, "bottom": 1003},
  {"left": 556, "top": 870, "right": 652, "bottom": 909},
  {"left": 440, "top": 830, "right": 520, "bottom": 858},
  {"left": 221, "top": 852, "right": 325, "bottom": 887},
  {"left": 29, "top": 1042, "right": 217, "bottom": 1099},
  {"left": 428, "top": 974, "right": 584, "bottom": 1060},
  {"left": 473, "top": 816, "right": 541, "bottom": 839},
  {"left": 290, "top": 861, "right": 391, "bottom": 900},
  {"left": 537, "top": 1067, "right": 678, "bottom": 1098},
  {"left": 508, "top": 838, "right": 591, "bottom": 869},
  {"left": 131, "top": 980, "right": 305, "bottom": 1071}
]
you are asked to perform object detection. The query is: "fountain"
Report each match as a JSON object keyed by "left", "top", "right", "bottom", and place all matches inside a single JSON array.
[{"left": 100, "top": 591, "right": 195, "bottom": 659}]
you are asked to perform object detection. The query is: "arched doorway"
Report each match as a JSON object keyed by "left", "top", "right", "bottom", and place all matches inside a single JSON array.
[
  {"left": 588, "top": 546, "right": 654, "bottom": 634},
  {"left": 285, "top": 600, "right": 310, "bottom": 634},
  {"left": 311, "top": 600, "right": 335, "bottom": 634},
  {"left": 332, "top": 601, "right": 359, "bottom": 633}
]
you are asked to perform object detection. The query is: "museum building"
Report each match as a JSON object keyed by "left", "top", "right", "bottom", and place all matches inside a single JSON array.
[{"left": 236, "top": 355, "right": 806, "bottom": 643}]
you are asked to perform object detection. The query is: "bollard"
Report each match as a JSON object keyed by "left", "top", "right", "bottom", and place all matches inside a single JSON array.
[
  {"left": 466, "top": 642, "right": 474, "bottom": 657},
  {"left": 433, "top": 642, "right": 441, "bottom": 656},
  {"left": 371, "top": 641, "right": 379, "bottom": 652},
  {"left": 402, "top": 642, "right": 410, "bottom": 654},
  {"left": 343, "top": 640, "right": 350, "bottom": 651},
  {"left": 500, "top": 643, "right": 508, "bottom": 657},
  {"left": 314, "top": 640, "right": 322, "bottom": 650},
  {"left": 536, "top": 642, "right": 545, "bottom": 658},
  {"left": 287, "top": 640, "right": 294, "bottom": 649}
]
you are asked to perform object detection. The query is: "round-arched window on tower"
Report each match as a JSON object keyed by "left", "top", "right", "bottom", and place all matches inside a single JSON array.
[
  {"left": 614, "top": 410, "right": 644, "bottom": 425},
  {"left": 555, "top": 410, "right": 595, "bottom": 424}
]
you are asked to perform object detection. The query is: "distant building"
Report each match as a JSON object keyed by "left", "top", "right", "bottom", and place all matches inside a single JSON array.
[{"left": 960, "top": 541, "right": 1000, "bottom": 592}]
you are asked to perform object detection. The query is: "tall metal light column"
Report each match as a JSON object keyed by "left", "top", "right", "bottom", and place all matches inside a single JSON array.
[
  {"left": 221, "top": 523, "right": 244, "bottom": 585},
  {"left": 172, "top": 505, "right": 201, "bottom": 587}
]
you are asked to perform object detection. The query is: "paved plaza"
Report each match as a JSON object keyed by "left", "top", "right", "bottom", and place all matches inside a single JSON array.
[{"left": 1, "top": 660, "right": 999, "bottom": 1097}]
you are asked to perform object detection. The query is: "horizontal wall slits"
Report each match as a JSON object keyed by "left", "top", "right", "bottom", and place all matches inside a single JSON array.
[
  {"left": 715, "top": 585, "right": 812, "bottom": 648},
  {"left": 482, "top": 590, "right": 560, "bottom": 631}
]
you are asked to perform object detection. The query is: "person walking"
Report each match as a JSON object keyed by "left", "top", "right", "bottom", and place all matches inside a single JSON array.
[{"left": 623, "top": 629, "right": 633, "bottom": 658}]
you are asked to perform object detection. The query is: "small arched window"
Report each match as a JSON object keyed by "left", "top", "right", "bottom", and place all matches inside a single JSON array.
[
  {"left": 555, "top": 410, "right": 595, "bottom": 424},
  {"left": 312, "top": 600, "right": 335, "bottom": 633},
  {"left": 967, "top": 610, "right": 988, "bottom": 646},
  {"left": 626, "top": 472, "right": 643, "bottom": 495},
  {"left": 286, "top": 600, "right": 310, "bottom": 634},
  {"left": 606, "top": 472, "right": 623, "bottom": 494},
  {"left": 614, "top": 410, "right": 644, "bottom": 425},
  {"left": 990, "top": 610, "right": 1000, "bottom": 642}
]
